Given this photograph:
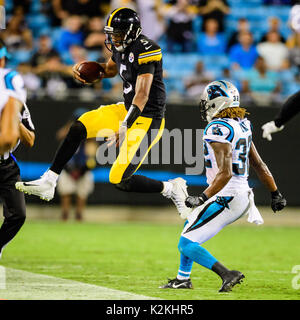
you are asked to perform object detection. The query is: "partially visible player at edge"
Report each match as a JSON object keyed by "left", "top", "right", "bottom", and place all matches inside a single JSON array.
[
  {"left": 15, "top": 7, "right": 191, "bottom": 217},
  {"left": 0, "top": 40, "right": 35, "bottom": 259},
  {"left": 160, "top": 80, "right": 287, "bottom": 292},
  {"left": 262, "top": 90, "right": 300, "bottom": 141}
]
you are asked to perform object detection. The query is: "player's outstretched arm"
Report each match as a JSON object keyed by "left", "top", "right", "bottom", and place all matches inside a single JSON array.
[
  {"left": 249, "top": 142, "right": 286, "bottom": 212},
  {"left": 0, "top": 97, "right": 21, "bottom": 154},
  {"left": 262, "top": 90, "right": 300, "bottom": 141},
  {"left": 185, "top": 142, "right": 233, "bottom": 208}
]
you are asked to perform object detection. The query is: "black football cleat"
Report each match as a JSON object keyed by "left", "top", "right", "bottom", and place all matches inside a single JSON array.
[
  {"left": 159, "top": 278, "right": 193, "bottom": 289},
  {"left": 219, "top": 270, "right": 245, "bottom": 292}
]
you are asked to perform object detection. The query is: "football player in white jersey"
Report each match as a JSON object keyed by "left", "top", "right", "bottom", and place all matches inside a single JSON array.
[
  {"left": 0, "top": 40, "right": 35, "bottom": 259},
  {"left": 160, "top": 80, "right": 286, "bottom": 292}
]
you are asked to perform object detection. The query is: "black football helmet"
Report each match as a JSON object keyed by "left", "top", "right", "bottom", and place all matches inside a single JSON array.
[{"left": 104, "top": 7, "right": 142, "bottom": 52}]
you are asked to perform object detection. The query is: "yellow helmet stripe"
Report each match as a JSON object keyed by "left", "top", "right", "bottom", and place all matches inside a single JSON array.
[{"left": 107, "top": 7, "right": 127, "bottom": 27}]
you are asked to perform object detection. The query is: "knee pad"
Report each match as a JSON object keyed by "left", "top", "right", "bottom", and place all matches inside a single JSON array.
[{"left": 68, "top": 121, "right": 87, "bottom": 141}]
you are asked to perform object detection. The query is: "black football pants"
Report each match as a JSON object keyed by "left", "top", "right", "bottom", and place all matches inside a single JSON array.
[{"left": 0, "top": 157, "right": 26, "bottom": 255}]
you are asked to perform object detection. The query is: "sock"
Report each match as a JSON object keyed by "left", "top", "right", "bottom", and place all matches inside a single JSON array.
[
  {"left": 161, "top": 181, "right": 173, "bottom": 197},
  {"left": 177, "top": 253, "right": 193, "bottom": 280},
  {"left": 116, "top": 175, "right": 164, "bottom": 193},
  {"left": 178, "top": 236, "right": 217, "bottom": 270},
  {"left": 211, "top": 261, "right": 230, "bottom": 279},
  {"left": 46, "top": 170, "right": 59, "bottom": 185},
  {"left": 50, "top": 121, "right": 87, "bottom": 175}
]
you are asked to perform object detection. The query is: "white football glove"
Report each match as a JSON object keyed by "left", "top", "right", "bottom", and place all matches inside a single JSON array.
[{"left": 261, "top": 121, "right": 284, "bottom": 141}]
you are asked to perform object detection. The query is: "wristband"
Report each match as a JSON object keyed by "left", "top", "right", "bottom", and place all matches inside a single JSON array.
[
  {"left": 199, "top": 192, "right": 208, "bottom": 202},
  {"left": 122, "top": 104, "right": 141, "bottom": 128}
]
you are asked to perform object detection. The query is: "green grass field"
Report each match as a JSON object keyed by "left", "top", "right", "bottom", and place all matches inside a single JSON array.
[{"left": 1, "top": 220, "right": 300, "bottom": 300}]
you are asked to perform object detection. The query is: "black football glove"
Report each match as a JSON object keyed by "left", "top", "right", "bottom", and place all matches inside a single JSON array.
[
  {"left": 185, "top": 193, "right": 208, "bottom": 208},
  {"left": 271, "top": 190, "right": 287, "bottom": 213}
]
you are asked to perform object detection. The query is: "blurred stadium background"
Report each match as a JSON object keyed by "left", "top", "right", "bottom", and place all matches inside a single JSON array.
[
  {"left": 1, "top": 0, "right": 300, "bottom": 301},
  {"left": 1, "top": 0, "right": 299, "bottom": 215}
]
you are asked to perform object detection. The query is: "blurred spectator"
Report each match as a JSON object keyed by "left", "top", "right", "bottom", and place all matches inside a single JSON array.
[
  {"left": 136, "top": 0, "right": 165, "bottom": 41},
  {"left": 242, "top": 56, "right": 281, "bottom": 106},
  {"left": 257, "top": 31, "right": 289, "bottom": 71},
  {"left": 260, "top": 17, "right": 286, "bottom": 43},
  {"left": 229, "top": 31, "right": 258, "bottom": 70},
  {"left": 32, "top": 54, "right": 70, "bottom": 95},
  {"left": 17, "top": 62, "right": 42, "bottom": 93},
  {"left": 57, "top": 15, "right": 84, "bottom": 55},
  {"left": 227, "top": 18, "right": 250, "bottom": 52},
  {"left": 183, "top": 61, "right": 214, "bottom": 97},
  {"left": 197, "top": 18, "right": 226, "bottom": 55},
  {"left": 222, "top": 67, "right": 241, "bottom": 91},
  {"left": 67, "top": 45, "right": 88, "bottom": 65},
  {"left": 164, "top": 0, "right": 196, "bottom": 53},
  {"left": 28, "top": 39, "right": 76, "bottom": 94},
  {"left": 30, "top": 35, "right": 59, "bottom": 68},
  {"left": 198, "top": 0, "right": 230, "bottom": 32},
  {"left": 56, "top": 109, "right": 97, "bottom": 222},
  {"left": 52, "top": 0, "right": 105, "bottom": 22},
  {"left": 84, "top": 17, "right": 106, "bottom": 52},
  {"left": 286, "top": 31, "right": 300, "bottom": 79},
  {"left": 13, "top": 0, "right": 31, "bottom": 14},
  {"left": 1, "top": 14, "right": 33, "bottom": 52},
  {"left": 110, "top": 0, "right": 137, "bottom": 11}
]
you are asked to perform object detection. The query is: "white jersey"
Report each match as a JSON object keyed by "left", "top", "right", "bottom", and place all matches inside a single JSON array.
[
  {"left": 0, "top": 67, "right": 26, "bottom": 115},
  {"left": 0, "top": 68, "right": 30, "bottom": 160},
  {"left": 203, "top": 117, "right": 252, "bottom": 196}
]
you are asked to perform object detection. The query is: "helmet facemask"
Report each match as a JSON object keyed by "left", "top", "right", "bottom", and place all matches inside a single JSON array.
[{"left": 104, "top": 23, "right": 141, "bottom": 52}]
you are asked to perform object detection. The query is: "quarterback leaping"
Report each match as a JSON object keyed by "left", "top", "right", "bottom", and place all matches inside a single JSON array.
[{"left": 15, "top": 7, "right": 191, "bottom": 217}]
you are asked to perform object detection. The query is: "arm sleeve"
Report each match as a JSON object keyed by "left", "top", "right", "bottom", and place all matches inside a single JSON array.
[
  {"left": 274, "top": 90, "right": 300, "bottom": 127},
  {"left": 204, "top": 122, "right": 234, "bottom": 145},
  {"left": 138, "top": 63, "right": 155, "bottom": 75}
]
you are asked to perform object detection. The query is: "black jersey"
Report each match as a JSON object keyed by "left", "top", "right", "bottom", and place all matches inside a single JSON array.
[
  {"left": 112, "top": 34, "right": 166, "bottom": 119},
  {"left": 274, "top": 90, "right": 300, "bottom": 127}
]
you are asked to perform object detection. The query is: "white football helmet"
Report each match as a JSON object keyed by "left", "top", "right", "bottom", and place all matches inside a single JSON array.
[{"left": 199, "top": 80, "right": 240, "bottom": 122}]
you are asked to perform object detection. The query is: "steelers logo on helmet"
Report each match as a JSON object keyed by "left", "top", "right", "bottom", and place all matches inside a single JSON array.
[
  {"left": 199, "top": 80, "right": 240, "bottom": 122},
  {"left": 104, "top": 7, "right": 142, "bottom": 53}
]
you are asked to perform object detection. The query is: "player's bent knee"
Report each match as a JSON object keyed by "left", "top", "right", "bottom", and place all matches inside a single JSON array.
[
  {"left": 178, "top": 236, "right": 194, "bottom": 255},
  {"left": 114, "top": 178, "right": 133, "bottom": 192},
  {"left": 68, "top": 120, "right": 87, "bottom": 141}
]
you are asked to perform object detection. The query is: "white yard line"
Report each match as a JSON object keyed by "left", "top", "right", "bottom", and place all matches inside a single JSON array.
[{"left": 0, "top": 267, "right": 160, "bottom": 300}]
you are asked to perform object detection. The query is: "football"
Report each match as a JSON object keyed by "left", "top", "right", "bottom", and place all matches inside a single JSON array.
[{"left": 77, "top": 61, "right": 104, "bottom": 83}]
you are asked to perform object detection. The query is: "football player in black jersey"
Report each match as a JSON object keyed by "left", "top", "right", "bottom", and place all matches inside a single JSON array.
[{"left": 16, "top": 7, "right": 192, "bottom": 218}]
